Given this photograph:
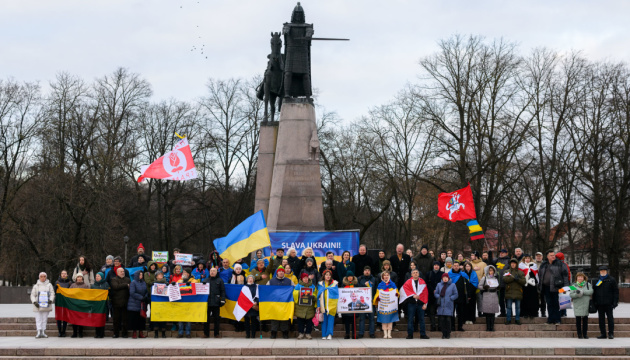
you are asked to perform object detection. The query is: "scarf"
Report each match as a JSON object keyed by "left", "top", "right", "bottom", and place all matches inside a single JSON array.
[
  {"left": 577, "top": 281, "right": 586, "bottom": 287},
  {"left": 440, "top": 281, "right": 448, "bottom": 297},
  {"left": 599, "top": 274, "right": 608, "bottom": 281}
]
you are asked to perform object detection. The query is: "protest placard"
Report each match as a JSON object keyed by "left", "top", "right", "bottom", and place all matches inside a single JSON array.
[
  {"left": 337, "top": 287, "right": 372, "bottom": 313},
  {"left": 168, "top": 284, "right": 182, "bottom": 302},
  {"left": 174, "top": 253, "right": 194, "bottom": 266},
  {"left": 152, "top": 251, "right": 168, "bottom": 264}
]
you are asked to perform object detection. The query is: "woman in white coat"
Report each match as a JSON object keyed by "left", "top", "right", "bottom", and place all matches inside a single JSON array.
[{"left": 30, "top": 272, "right": 55, "bottom": 338}]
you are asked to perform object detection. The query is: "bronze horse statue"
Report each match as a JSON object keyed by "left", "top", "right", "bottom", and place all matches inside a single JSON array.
[{"left": 256, "top": 32, "right": 284, "bottom": 123}]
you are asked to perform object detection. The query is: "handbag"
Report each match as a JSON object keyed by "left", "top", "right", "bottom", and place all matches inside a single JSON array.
[
  {"left": 316, "top": 307, "right": 324, "bottom": 322},
  {"left": 140, "top": 302, "right": 147, "bottom": 318}
]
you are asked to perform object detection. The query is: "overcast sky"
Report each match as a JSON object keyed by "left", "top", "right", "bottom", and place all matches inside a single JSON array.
[{"left": 2, "top": 0, "right": 630, "bottom": 122}]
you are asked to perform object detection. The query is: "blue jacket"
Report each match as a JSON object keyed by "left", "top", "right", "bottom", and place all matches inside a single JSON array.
[
  {"left": 127, "top": 271, "right": 147, "bottom": 312},
  {"left": 434, "top": 280, "right": 458, "bottom": 316},
  {"left": 219, "top": 267, "right": 233, "bottom": 284},
  {"left": 192, "top": 268, "right": 209, "bottom": 280}
]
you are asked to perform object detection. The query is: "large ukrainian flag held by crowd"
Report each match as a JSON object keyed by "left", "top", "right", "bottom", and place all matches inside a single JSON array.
[
  {"left": 259, "top": 286, "right": 294, "bottom": 321},
  {"left": 151, "top": 284, "right": 208, "bottom": 322},
  {"left": 213, "top": 210, "right": 271, "bottom": 264},
  {"left": 55, "top": 288, "right": 108, "bottom": 327}
]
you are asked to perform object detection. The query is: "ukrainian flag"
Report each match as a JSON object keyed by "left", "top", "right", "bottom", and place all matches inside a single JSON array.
[
  {"left": 151, "top": 293, "right": 208, "bottom": 322},
  {"left": 213, "top": 210, "right": 271, "bottom": 264},
  {"left": 259, "top": 285, "right": 294, "bottom": 321},
  {"left": 220, "top": 284, "right": 244, "bottom": 321}
]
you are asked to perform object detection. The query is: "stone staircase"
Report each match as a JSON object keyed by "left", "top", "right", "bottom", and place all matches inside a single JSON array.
[{"left": 0, "top": 316, "right": 627, "bottom": 338}]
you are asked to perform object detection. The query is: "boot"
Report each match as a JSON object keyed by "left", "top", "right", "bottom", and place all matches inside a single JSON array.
[
  {"left": 78, "top": 327, "right": 83, "bottom": 338},
  {"left": 41, "top": 330, "right": 47, "bottom": 338},
  {"left": 270, "top": 331, "right": 277, "bottom": 339},
  {"left": 132, "top": 331, "right": 137, "bottom": 339},
  {"left": 388, "top": 329, "right": 393, "bottom": 339},
  {"left": 139, "top": 331, "right": 146, "bottom": 338},
  {"left": 162, "top": 330, "right": 166, "bottom": 338},
  {"left": 282, "top": 331, "right": 289, "bottom": 339},
  {"left": 71, "top": 328, "right": 78, "bottom": 338},
  {"left": 35, "top": 330, "right": 41, "bottom": 339},
  {"left": 383, "top": 329, "right": 388, "bottom": 339},
  {"left": 154, "top": 330, "right": 159, "bottom": 338}
]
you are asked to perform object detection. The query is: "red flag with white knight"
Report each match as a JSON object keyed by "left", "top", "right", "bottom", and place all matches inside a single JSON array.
[
  {"left": 137, "top": 138, "right": 198, "bottom": 183},
  {"left": 437, "top": 183, "right": 477, "bottom": 222}
]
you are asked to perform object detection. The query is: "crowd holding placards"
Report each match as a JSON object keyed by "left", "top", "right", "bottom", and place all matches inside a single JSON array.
[{"left": 30, "top": 243, "right": 619, "bottom": 340}]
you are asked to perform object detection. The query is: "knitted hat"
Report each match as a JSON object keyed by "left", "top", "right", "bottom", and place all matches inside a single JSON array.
[
  {"left": 137, "top": 243, "right": 145, "bottom": 251},
  {"left": 96, "top": 272, "right": 105, "bottom": 279},
  {"left": 345, "top": 270, "right": 355, "bottom": 278},
  {"left": 441, "top": 273, "right": 450, "bottom": 280},
  {"left": 445, "top": 257, "right": 453, "bottom": 264},
  {"left": 300, "top": 272, "right": 309, "bottom": 281},
  {"left": 433, "top": 261, "right": 441, "bottom": 267},
  {"left": 275, "top": 266, "right": 285, "bottom": 276},
  {"left": 421, "top": 244, "right": 429, "bottom": 251}
]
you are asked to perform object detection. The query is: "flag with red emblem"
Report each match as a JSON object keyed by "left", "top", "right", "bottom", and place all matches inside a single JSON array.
[
  {"left": 137, "top": 138, "right": 197, "bottom": 183},
  {"left": 437, "top": 184, "right": 477, "bottom": 222}
]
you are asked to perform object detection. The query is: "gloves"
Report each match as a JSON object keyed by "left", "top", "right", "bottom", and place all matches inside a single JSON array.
[
  {"left": 220, "top": 300, "right": 226, "bottom": 306},
  {"left": 33, "top": 302, "right": 39, "bottom": 308},
  {"left": 171, "top": 282, "right": 176, "bottom": 286},
  {"left": 575, "top": 290, "right": 582, "bottom": 296},
  {"left": 483, "top": 285, "right": 489, "bottom": 290}
]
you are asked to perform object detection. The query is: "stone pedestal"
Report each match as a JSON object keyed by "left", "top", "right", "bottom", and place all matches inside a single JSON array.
[
  {"left": 265, "top": 100, "right": 325, "bottom": 232},
  {"left": 254, "top": 122, "right": 279, "bottom": 221}
]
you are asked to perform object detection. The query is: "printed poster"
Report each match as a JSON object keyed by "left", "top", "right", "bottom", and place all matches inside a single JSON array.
[
  {"left": 174, "top": 253, "right": 194, "bottom": 266},
  {"left": 337, "top": 287, "right": 372, "bottom": 313}
]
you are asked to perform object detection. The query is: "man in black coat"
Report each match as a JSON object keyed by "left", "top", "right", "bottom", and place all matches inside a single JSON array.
[
  {"left": 448, "top": 261, "right": 470, "bottom": 331},
  {"left": 537, "top": 250, "right": 569, "bottom": 325},
  {"left": 426, "top": 261, "right": 444, "bottom": 331},
  {"left": 202, "top": 267, "right": 226, "bottom": 338},
  {"left": 351, "top": 245, "right": 374, "bottom": 278},
  {"left": 318, "top": 251, "right": 340, "bottom": 274},
  {"left": 128, "top": 243, "right": 151, "bottom": 268},
  {"left": 593, "top": 265, "right": 619, "bottom": 339},
  {"left": 413, "top": 245, "right": 434, "bottom": 280},
  {"left": 389, "top": 244, "right": 411, "bottom": 289}
]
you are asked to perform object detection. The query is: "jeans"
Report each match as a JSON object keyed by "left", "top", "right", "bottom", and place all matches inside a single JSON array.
[
  {"left": 322, "top": 313, "right": 335, "bottom": 337},
  {"left": 407, "top": 301, "right": 426, "bottom": 336},
  {"left": 506, "top": 299, "right": 521, "bottom": 321},
  {"left": 543, "top": 286, "right": 560, "bottom": 323},
  {"left": 178, "top": 322, "right": 190, "bottom": 335},
  {"left": 358, "top": 309, "right": 375, "bottom": 335},
  {"left": 598, "top": 305, "right": 614, "bottom": 335},
  {"left": 296, "top": 317, "right": 313, "bottom": 334}
]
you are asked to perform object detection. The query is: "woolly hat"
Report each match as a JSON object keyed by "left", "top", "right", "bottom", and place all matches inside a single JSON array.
[
  {"left": 555, "top": 252, "right": 565, "bottom": 261},
  {"left": 345, "top": 270, "right": 355, "bottom": 278},
  {"left": 441, "top": 273, "right": 450, "bottom": 280},
  {"left": 421, "top": 244, "right": 429, "bottom": 251},
  {"left": 300, "top": 272, "right": 309, "bottom": 281},
  {"left": 445, "top": 257, "right": 453, "bottom": 264},
  {"left": 275, "top": 266, "right": 285, "bottom": 276},
  {"left": 433, "top": 261, "right": 441, "bottom": 267},
  {"left": 96, "top": 272, "right": 105, "bottom": 280},
  {"left": 137, "top": 243, "right": 145, "bottom": 251}
]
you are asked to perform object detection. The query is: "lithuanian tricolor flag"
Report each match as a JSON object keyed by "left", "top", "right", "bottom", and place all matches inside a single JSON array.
[{"left": 55, "top": 288, "right": 108, "bottom": 327}]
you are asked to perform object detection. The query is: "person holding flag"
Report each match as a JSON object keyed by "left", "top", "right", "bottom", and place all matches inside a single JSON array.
[
  {"left": 233, "top": 275, "right": 259, "bottom": 339},
  {"left": 399, "top": 269, "right": 430, "bottom": 339},
  {"left": 317, "top": 269, "right": 339, "bottom": 340}
]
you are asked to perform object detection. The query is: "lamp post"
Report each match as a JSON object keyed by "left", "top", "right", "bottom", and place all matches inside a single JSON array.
[{"left": 124, "top": 236, "right": 129, "bottom": 266}]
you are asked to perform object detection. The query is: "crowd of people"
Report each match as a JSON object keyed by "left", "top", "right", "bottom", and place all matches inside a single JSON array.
[{"left": 29, "top": 243, "right": 620, "bottom": 340}]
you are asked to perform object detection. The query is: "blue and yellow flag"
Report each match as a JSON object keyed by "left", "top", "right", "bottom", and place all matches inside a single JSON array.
[
  {"left": 151, "top": 290, "right": 208, "bottom": 322},
  {"left": 213, "top": 211, "right": 271, "bottom": 264},
  {"left": 259, "top": 285, "right": 294, "bottom": 321},
  {"left": 220, "top": 284, "right": 244, "bottom": 321}
]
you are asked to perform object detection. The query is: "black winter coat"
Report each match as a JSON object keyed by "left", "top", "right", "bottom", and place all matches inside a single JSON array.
[
  {"left": 593, "top": 276, "right": 619, "bottom": 307},
  {"left": 203, "top": 275, "right": 226, "bottom": 307},
  {"left": 537, "top": 259, "right": 569, "bottom": 292},
  {"left": 389, "top": 254, "right": 411, "bottom": 288},
  {"left": 351, "top": 254, "right": 374, "bottom": 275},
  {"left": 413, "top": 253, "right": 435, "bottom": 279},
  {"left": 110, "top": 276, "right": 131, "bottom": 308}
]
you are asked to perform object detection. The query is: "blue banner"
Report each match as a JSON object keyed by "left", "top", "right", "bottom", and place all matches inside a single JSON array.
[{"left": 266, "top": 231, "right": 359, "bottom": 260}]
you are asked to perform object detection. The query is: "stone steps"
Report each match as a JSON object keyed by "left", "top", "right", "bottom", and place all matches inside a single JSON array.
[{"left": 1, "top": 345, "right": 629, "bottom": 358}]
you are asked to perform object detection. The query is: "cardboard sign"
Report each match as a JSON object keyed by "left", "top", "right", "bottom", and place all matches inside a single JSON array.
[
  {"left": 174, "top": 253, "right": 194, "bottom": 266},
  {"left": 152, "top": 283, "right": 168, "bottom": 296},
  {"left": 337, "top": 287, "right": 372, "bottom": 313},
  {"left": 152, "top": 251, "right": 168, "bottom": 264},
  {"left": 168, "top": 284, "right": 182, "bottom": 302}
]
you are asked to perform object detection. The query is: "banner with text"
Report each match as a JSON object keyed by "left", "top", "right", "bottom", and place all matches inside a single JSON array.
[
  {"left": 337, "top": 287, "right": 372, "bottom": 314},
  {"left": 266, "top": 231, "right": 359, "bottom": 264}
]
